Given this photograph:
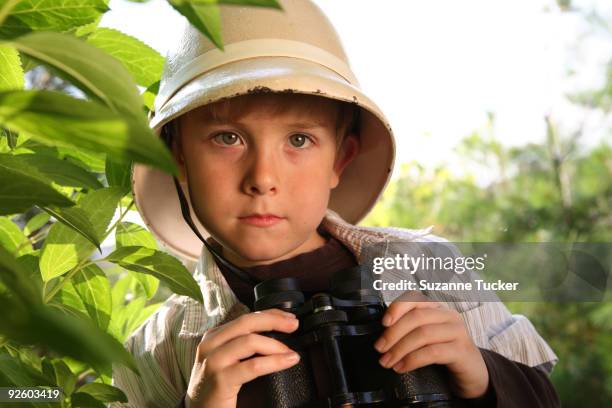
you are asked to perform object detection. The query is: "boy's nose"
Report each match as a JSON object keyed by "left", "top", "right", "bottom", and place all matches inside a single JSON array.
[{"left": 241, "top": 151, "right": 279, "bottom": 196}]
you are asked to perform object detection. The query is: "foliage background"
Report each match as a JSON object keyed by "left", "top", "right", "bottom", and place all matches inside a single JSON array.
[
  {"left": 0, "top": 0, "right": 279, "bottom": 406},
  {"left": 0, "top": 0, "right": 609, "bottom": 407},
  {"left": 361, "top": 3, "right": 612, "bottom": 403}
]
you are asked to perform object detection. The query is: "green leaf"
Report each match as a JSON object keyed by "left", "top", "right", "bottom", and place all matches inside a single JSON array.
[
  {"left": 0, "top": 151, "right": 87, "bottom": 193},
  {"left": 0, "top": 245, "right": 40, "bottom": 304},
  {"left": 142, "top": 80, "right": 159, "bottom": 112},
  {"left": 16, "top": 153, "right": 103, "bottom": 189},
  {"left": 0, "top": 153, "right": 75, "bottom": 215},
  {"left": 0, "top": 216, "right": 32, "bottom": 256},
  {"left": 121, "top": 297, "right": 146, "bottom": 337},
  {"left": 0, "top": 45, "right": 24, "bottom": 91},
  {"left": 0, "top": 249, "right": 138, "bottom": 374},
  {"left": 9, "top": 134, "right": 46, "bottom": 154},
  {"left": 86, "top": 27, "right": 164, "bottom": 89},
  {"left": 115, "top": 222, "right": 159, "bottom": 298},
  {"left": 19, "top": 53, "right": 38, "bottom": 73},
  {"left": 76, "top": 382, "right": 127, "bottom": 403},
  {"left": 58, "top": 146, "right": 106, "bottom": 173},
  {"left": 71, "top": 15, "right": 103, "bottom": 38},
  {"left": 169, "top": 0, "right": 223, "bottom": 50},
  {"left": 72, "top": 264, "right": 111, "bottom": 331},
  {"left": 106, "top": 246, "right": 203, "bottom": 303},
  {"left": 40, "top": 357, "right": 55, "bottom": 385},
  {"left": 58, "top": 356, "right": 88, "bottom": 381},
  {"left": 0, "top": 90, "right": 177, "bottom": 175},
  {"left": 54, "top": 280, "right": 88, "bottom": 318},
  {"left": 71, "top": 392, "right": 106, "bottom": 408},
  {"left": 130, "top": 270, "right": 159, "bottom": 300},
  {"left": 10, "top": 31, "right": 144, "bottom": 119},
  {"left": 96, "top": 363, "right": 112, "bottom": 385},
  {"left": 42, "top": 205, "right": 102, "bottom": 251},
  {"left": 15, "top": 250, "right": 41, "bottom": 280},
  {"left": 13, "top": 347, "right": 43, "bottom": 373},
  {"left": 0, "top": 0, "right": 108, "bottom": 39},
  {"left": 110, "top": 269, "right": 132, "bottom": 309},
  {"left": 105, "top": 156, "right": 131, "bottom": 191},
  {"left": 1, "top": 126, "right": 18, "bottom": 150},
  {"left": 115, "top": 222, "right": 157, "bottom": 249},
  {"left": 0, "top": 352, "right": 53, "bottom": 388},
  {"left": 23, "top": 211, "right": 50, "bottom": 236},
  {"left": 108, "top": 296, "right": 143, "bottom": 342},
  {"left": 129, "top": 301, "right": 161, "bottom": 335},
  {"left": 14, "top": 305, "right": 138, "bottom": 374},
  {"left": 119, "top": 193, "right": 134, "bottom": 208},
  {"left": 39, "top": 187, "right": 124, "bottom": 281},
  {"left": 51, "top": 359, "right": 77, "bottom": 396}
]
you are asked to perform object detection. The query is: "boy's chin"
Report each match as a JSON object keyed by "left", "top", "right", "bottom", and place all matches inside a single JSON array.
[{"left": 224, "top": 243, "right": 298, "bottom": 267}]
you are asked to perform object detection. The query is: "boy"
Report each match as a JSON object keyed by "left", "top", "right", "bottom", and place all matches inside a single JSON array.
[{"left": 113, "top": 1, "right": 559, "bottom": 407}]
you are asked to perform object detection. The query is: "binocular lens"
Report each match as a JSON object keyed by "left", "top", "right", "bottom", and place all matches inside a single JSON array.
[{"left": 254, "top": 277, "right": 305, "bottom": 311}]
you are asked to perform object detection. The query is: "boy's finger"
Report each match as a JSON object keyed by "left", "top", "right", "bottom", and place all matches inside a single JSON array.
[
  {"left": 378, "top": 323, "right": 460, "bottom": 369},
  {"left": 257, "top": 308, "right": 297, "bottom": 318},
  {"left": 390, "top": 342, "right": 454, "bottom": 374},
  {"left": 224, "top": 352, "right": 300, "bottom": 386},
  {"left": 375, "top": 307, "right": 456, "bottom": 353},
  {"left": 205, "top": 308, "right": 294, "bottom": 336},
  {"left": 198, "top": 312, "right": 298, "bottom": 356},
  {"left": 206, "top": 333, "right": 293, "bottom": 370},
  {"left": 383, "top": 291, "right": 441, "bottom": 327}
]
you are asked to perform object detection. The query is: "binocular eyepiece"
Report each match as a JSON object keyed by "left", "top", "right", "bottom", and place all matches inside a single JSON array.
[{"left": 241, "top": 265, "right": 458, "bottom": 408}]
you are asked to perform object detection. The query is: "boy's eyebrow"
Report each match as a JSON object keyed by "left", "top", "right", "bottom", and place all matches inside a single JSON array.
[
  {"left": 204, "top": 117, "right": 329, "bottom": 129},
  {"left": 282, "top": 121, "right": 328, "bottom": 129}
]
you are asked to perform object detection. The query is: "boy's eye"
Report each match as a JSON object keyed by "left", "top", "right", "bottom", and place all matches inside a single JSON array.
[
  {"left": 289, "top": 134, "right": 312, "bottom": 148},
  {"left": 213, "top": 132, "right": 241, "bottom": 146}
]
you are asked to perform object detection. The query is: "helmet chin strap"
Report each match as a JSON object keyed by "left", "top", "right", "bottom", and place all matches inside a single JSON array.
[
  {"left": 171, "top": 175, "right": 261, "bottom": 287},
  {"left": 161, "top": 125, "right": 260, "bottom": 286}
]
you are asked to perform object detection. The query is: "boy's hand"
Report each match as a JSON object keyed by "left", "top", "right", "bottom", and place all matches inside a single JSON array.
[
  {"left": 373, "top": 292, "right": 489, "bottom": 399},
  {"left": 185, "top": 308, "right": 300, "bottom": 408}
]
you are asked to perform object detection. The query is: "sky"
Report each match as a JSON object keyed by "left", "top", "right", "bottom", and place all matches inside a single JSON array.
[{"left": 100, "top": 0, "right": 611, "bottom": 179}]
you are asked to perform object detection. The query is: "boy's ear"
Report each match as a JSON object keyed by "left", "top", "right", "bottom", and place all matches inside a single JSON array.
[{"left": 331, "top": 133, "right": 360, "bottom": 189}]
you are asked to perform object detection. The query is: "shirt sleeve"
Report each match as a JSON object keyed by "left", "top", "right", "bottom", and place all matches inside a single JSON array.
[
  {"left": 457, "top": 301, "right": 558, "bottom": 371},
  {"left": 425, "top": 238, "right": 559, "bottom": 370},
  {"left": 465, "top": 348, "right": 560, "bottom": 407},
  {"left": 109, "top": 296, "right": 194, "bottom": 408}
]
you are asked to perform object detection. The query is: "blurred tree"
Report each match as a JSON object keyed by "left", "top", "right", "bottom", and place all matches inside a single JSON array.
[
  {"left": 363, "top": 1, "right": 611, "bottom": 405},
  {"left": 363, "top": 108, "right": 611, "bottom": 408}
]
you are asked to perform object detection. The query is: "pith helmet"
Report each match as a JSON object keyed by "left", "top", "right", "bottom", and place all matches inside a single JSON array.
[{"left": 132, "top": 0, "right": 396, "bottom": 262}]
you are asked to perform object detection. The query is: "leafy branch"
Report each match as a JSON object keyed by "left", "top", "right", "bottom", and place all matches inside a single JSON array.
[{"left": 43, "top": 199, "right": 134, "bottom": 304}]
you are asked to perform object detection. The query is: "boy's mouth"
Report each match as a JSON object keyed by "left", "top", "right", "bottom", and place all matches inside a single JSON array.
[{"left": 238, "top": 213, "right": 285, "bottom": 227}]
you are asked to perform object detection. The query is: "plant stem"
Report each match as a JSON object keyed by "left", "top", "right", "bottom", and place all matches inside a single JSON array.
[
  {"left": 29, "top": 225, "right": 50, "bottom": 243},
  {"left": 75, "top": 368, "right": 95, "bottom": 388},
  {"left": 101, "top": 199, "right": 134, "bottom": 243},
  {"left": 12, "top": 223, "right": 52, "bottom": 256},
  {"left": 43, "top": 259, "right": 93, "bottom": 304},
  {"left": 42, "top": 199, "right": 135, "bottom": 303}
]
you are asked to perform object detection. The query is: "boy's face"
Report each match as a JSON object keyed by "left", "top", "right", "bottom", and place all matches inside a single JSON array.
[{"left": 172, "top": 94, "right": 358, "bottom": 267}]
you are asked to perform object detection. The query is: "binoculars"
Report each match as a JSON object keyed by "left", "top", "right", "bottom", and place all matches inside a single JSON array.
[{"left": 240, "top": 265, "right": 460, "bottom": 407}]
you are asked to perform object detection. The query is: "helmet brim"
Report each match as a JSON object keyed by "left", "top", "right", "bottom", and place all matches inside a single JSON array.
[{"left": 132, "top": 56, "right": 395, "bottom": 261}]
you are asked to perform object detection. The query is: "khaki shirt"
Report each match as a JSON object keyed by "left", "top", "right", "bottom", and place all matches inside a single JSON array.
[{"left": 110, "top": 209, "right": 558, "bottom": 408}]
